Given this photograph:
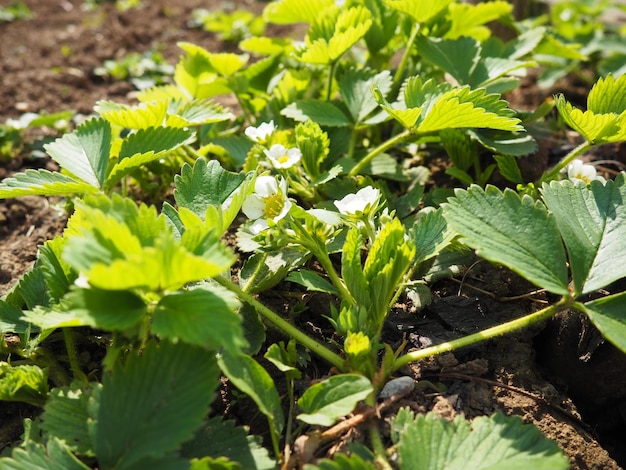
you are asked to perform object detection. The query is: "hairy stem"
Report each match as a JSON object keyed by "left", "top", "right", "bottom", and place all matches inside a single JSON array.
[
  {"left": 217, "top": 277, "right": 346, "bottom": 371},
  {"left": 541, "top": 140, "right": 592, "bottom": 183},
  {"left": 392, "top": 297, "right": 571, "bottom": 372},
  {"left": 349, "top": 130, "right": 412, "bottom": 176}
]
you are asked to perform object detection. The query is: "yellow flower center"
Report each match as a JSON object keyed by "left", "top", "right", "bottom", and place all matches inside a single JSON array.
[{"left": 264, "top": 193, "right": 285, "bottom": 219}]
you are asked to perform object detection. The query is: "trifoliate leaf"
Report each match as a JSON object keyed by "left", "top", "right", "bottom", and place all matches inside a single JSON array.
[
  {"left": 263, "top": 0, "right": 334, "bottom": 25},
  {"left": 181, "top": 417, "right": 275, "bottom": 470},
  {"left": 95, "top": 99, "right": 168, "bottom": 129},
  {"left": 442, "top": 185, "right": 569, "bottom": 295},
  {"left": 541, "top": 175, "right": 626, "bottom": 295},
  {"left": 392, "top": 410, "right": 568, "bottom": 469},
  {"left": 217, "top": 352, "right": 284, "bottom": 437},
  {"left": 152, "top": 286, "right": 244, "bottom": 354},
  {"left": 0, "top": 362, "right": 48, "bottom": 406},
  {"left": 95, "top": 340, "right": 220, "bottom": 469},
  {"left": 384, "top": 0, "right": 453, "bottom": 23},
  {"left": 339, "top": 68, "right": 392, "bottom": 124},
  {"left": 282, "top": 100, "right": 352, "bottom": 126},
  {"left": 583, "top": 292, "right": 626, "bottom": 354},
  {"left": 44, "top": 118, "right": 111, "bottom": 189},
  {"left": 296, "top": 374, "right": 373, "bottom": 426},
  {"left": 0, "top": 168, "right": 98, "bottom": 198}
]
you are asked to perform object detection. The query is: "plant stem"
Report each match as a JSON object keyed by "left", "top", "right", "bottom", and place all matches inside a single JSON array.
[
  {"left": 216, "top": 276, "right": 347, "bottom": 371},
  {"left": 391, "top": 297, "right": 570, "bottom": 372},
  {"left": 63, "top": 328, "right": 88, "bottom": 383},
  {"left": 326, "top": 61, "right": 337, "bottom": 102},
  {"left": 349, "top": 130, "right": 412, "bottom": 176},
  {"left": 541, "top": 140, "right": 592, "bottom": 182},
  {"left": 391, "top": 23, "right": 420, "bottom": 97}
]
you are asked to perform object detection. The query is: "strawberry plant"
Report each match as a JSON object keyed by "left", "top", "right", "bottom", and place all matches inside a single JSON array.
[{"left": 2, "top": 0, "right": 626, "bottom": 467}]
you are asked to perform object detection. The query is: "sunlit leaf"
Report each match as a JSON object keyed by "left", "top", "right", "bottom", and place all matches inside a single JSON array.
[
  {"left": 392, "top": 409, "right": 568, "bottom": 469},
  {"left": 415, "top": 36, "right": 480, "bottom": 85},
  {"left": 263, "top": 0, "right": 334, "bottom": 25},
  {"left": 587, "top": 73, "right": 626, "bottom": 115},
  {"left": 0, "top": 169, "right": 97, "bottom": 198},
  {"left": 0, "top": 439, "right": 90, "bottom": 470},
  {"left": 339, "top": 68, "right": 392, "bottom": 124},
  {"left": 44, "top": 118, "right": 111, "bottom": 189},
  {"left": 384, "top": 0, "right": 453, "bottom": 23},
  {"left": 282, "top": 100, "right": 352, "bottom": 126},
  {"left": 442, "top": 185, "right": 569, "bottom": 295},
  {"left": 541, "top": 175, "right": 626, "bottom": 295},
  {"left": 95, "top": 100, "right": 168, "bottom": 129},
  {"left": 445, "top": 1, "right": 512, "bottom": 40},
  {"left": 0, "top": 363, "right": 48, "bottom": 406}
]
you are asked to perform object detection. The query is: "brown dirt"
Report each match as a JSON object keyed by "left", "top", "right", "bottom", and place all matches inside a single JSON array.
[{"left": 1, "top": 1, "right": 625, "bottom": 468}]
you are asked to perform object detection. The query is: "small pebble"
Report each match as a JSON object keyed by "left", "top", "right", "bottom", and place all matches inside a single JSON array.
[{"left": 379, "top": 376, "right": 415, "bottom": 399}]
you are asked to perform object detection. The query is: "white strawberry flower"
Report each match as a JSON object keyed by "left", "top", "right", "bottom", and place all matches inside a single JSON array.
[
  {"left": 334, "top": 186, "right": 381, "bottom": 216},
  {"left": 567, "top": 159, "right": 606, "bottom": 184},
  {"left": 244, "top": 120, "right": 276, "bottom": 143},
  {"left": 242, "top": 176, "right": 292, "bottom": 233},
  {"left": 264, "top": 144, "right": 302, "bottom": 169}
]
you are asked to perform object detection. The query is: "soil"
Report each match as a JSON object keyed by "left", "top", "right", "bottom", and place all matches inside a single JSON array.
[{"left": 1, "top": 1, "right": 626, "bottom": 468}]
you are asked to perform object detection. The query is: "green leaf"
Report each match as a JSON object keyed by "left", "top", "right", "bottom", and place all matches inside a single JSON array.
[
  {"left": 414, "top": 36, "right": 480, "bottom": 85},
  {"left": 470, "top": 130, "right": 537, "bottom": 157},
  {"left": 341, "top": 229, "right": 370, "bottom": 307},
  {"left": 167, "top": 99, "right": 234, "bottom": 127},
  {"left": 174, "top": 158, "right": 249, "bottom": 220},
  {"left": 239, "top": 249, "right": 309, "bottom": 294},
  {"left": 217, "top": 352, "right": 284, "bottom": 437},
  {"left": 417, "top": 89, "right": 522, "bottom": 133},
  {"left": 0, "top": 169, "right": 98, "bottom": 198},
  {"left": 384, "top": 0, "right": 453, "bottom": 23},
  {"left": 442, "top": 185, "right": 569, "bottom": 295},
  {"left": 0, "top": 439, "right": 90, "bottom": 470},
  {"left": 44, "top": 118, "right": 111, "bottom": 189},
  {"left": 106, "top": 126, "right": 195, "bottom": 187},
  {"left": 263, "top": 0, "right": 334, "bottom": 24},
  {"left": 339, "top": 69, "right": 392, "bottom": 124},
  {"left": 181, "top": 417, "right": 275, "bottom": 470},
  {"left": 297, "top": 374, "right": 373, "bottom": 426},
  {"left": 587, "top": 74, "right": 626, "bottom": 115},
  {"left": 0, "top": 363, "right": 48, "bottom": 406},
  {"left": 286, "top": 269, "right": 339, "bottom": 296},
  {"left": 96, "top": 99, "right": 168, "bottom": 129},
  {"left": 42, "top": 383, "right": 99, "bottom": 456},
  {"left": 174, "top": 43, "right": 232, "bottom": 99},
  {"left": 392, "top": 409, "right": 568, "bottom": 469},
  {"left": 410, "top": 209, "right": 454, "bottom": 265},
  {"left": 64, "top": 288, "right": 147, "bottom": 331},
  {"left": 0, "top": 300, "right": 32, "bottom": 334},
  {"left": 152, "top": 286, "right": 244, "bottom": 354},
  {"left": 583, "top": 292, "right": 626, "bottom": 354},
  {"left": 95, "top": 340, "right": 220, "bottom": 469},
  {"left": 282, "top": 100, "right": 352, "bottom": 127},
  {"left": 38, "top": 237, "right": 75, "bottom": 301},
  {"left": 494, "top": 154, "right": 523, "bottom": 184},
  {"left": 541, "top": 176, "right": 626, "bottom": 295},
  {"left": 445, "top": 1, "right": 512, "bottom": 41}
]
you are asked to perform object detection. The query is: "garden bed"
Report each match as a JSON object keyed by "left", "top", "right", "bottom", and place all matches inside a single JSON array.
[{"left": 1, "top": 1, "right": 626, "bottom": 468}]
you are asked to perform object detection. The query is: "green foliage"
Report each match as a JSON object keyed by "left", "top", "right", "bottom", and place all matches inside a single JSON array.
[
  {"left": 391, "top": 409, "right": 568, "bottom": 469},
  {"left": 0, "top": 363, "right": 48, "bottom": 406},
  {"left": 297, "top": 374, "right": 373, "bottom": 426}
]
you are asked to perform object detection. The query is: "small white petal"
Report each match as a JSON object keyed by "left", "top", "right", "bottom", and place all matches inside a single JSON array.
[
  {"left": 254, "top": 175, "right": 279, "bottom": 197},
  {"left": 242, "top": 194, "right": 266, "bottom": 220},
  {"left": 334, "top": 186, "right": 381, "bottom": 215},
  {"left": 249, "top": 218, "right": 270, "bottom": 234},
  {"left": 244, "top": 120, "right": 276, "bottom": 142},
  {"left": 308, "top": 208, "right": 342, "bottom": 226}
]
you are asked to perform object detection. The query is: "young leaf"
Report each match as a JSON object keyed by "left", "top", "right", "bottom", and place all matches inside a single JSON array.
[
  {"left": 0, "top": 363, "right": 48, "bottom": 406},
  {"left": 44, "top": 118, "right": 111, "bottom": 189},
  {"left": 410, "top": 209, "right": 454, "bottom": 265},
  {"left": 96, "top": 99, "right": 168, "bottom": 129},
  {"left": 0, "top": 169, "right": 98, "bottom": 198},
  {"left": 152, "top": 286, "right": 244, "bottom": 354},
  {"left": 391, "top": 409, "right": 568, "bottom": 469},
  {"left": 541, "top": 176, "right": 626, "bottom": 295},
  {"left": 582, "top": 292, "right": 626, "bottom": 353},
  {"left": 38, "top": 237, "right": 75, "bottom": 301},
  {"left": 167, "top": 99, "right": 234, "bottom": 127},
  {"left": 217, "top": 352, "right": 285, "bottom": 437},
  {"left": 442, "top": 185, "right": 569, "bottom": 295},
  {"left": 445, "top": 1, "right": 512, "bottom": 41},
  {"left": 239, "top": 249, "right": 309, "bottom": 294},
  {"left": 587, "top": 73, "right": 626, "bottom": 115},
  {"left": 181, "top": 417, "right": 275, "bottom": 470},
  {"left": 296, "top": 374, "right": 373, "bottom": 426},
  {"left": 95, "top": 340, "right": 220, "bottom": 468},
  {"left": 286, "top": 269, "right": 340, "bottom": 296}
]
